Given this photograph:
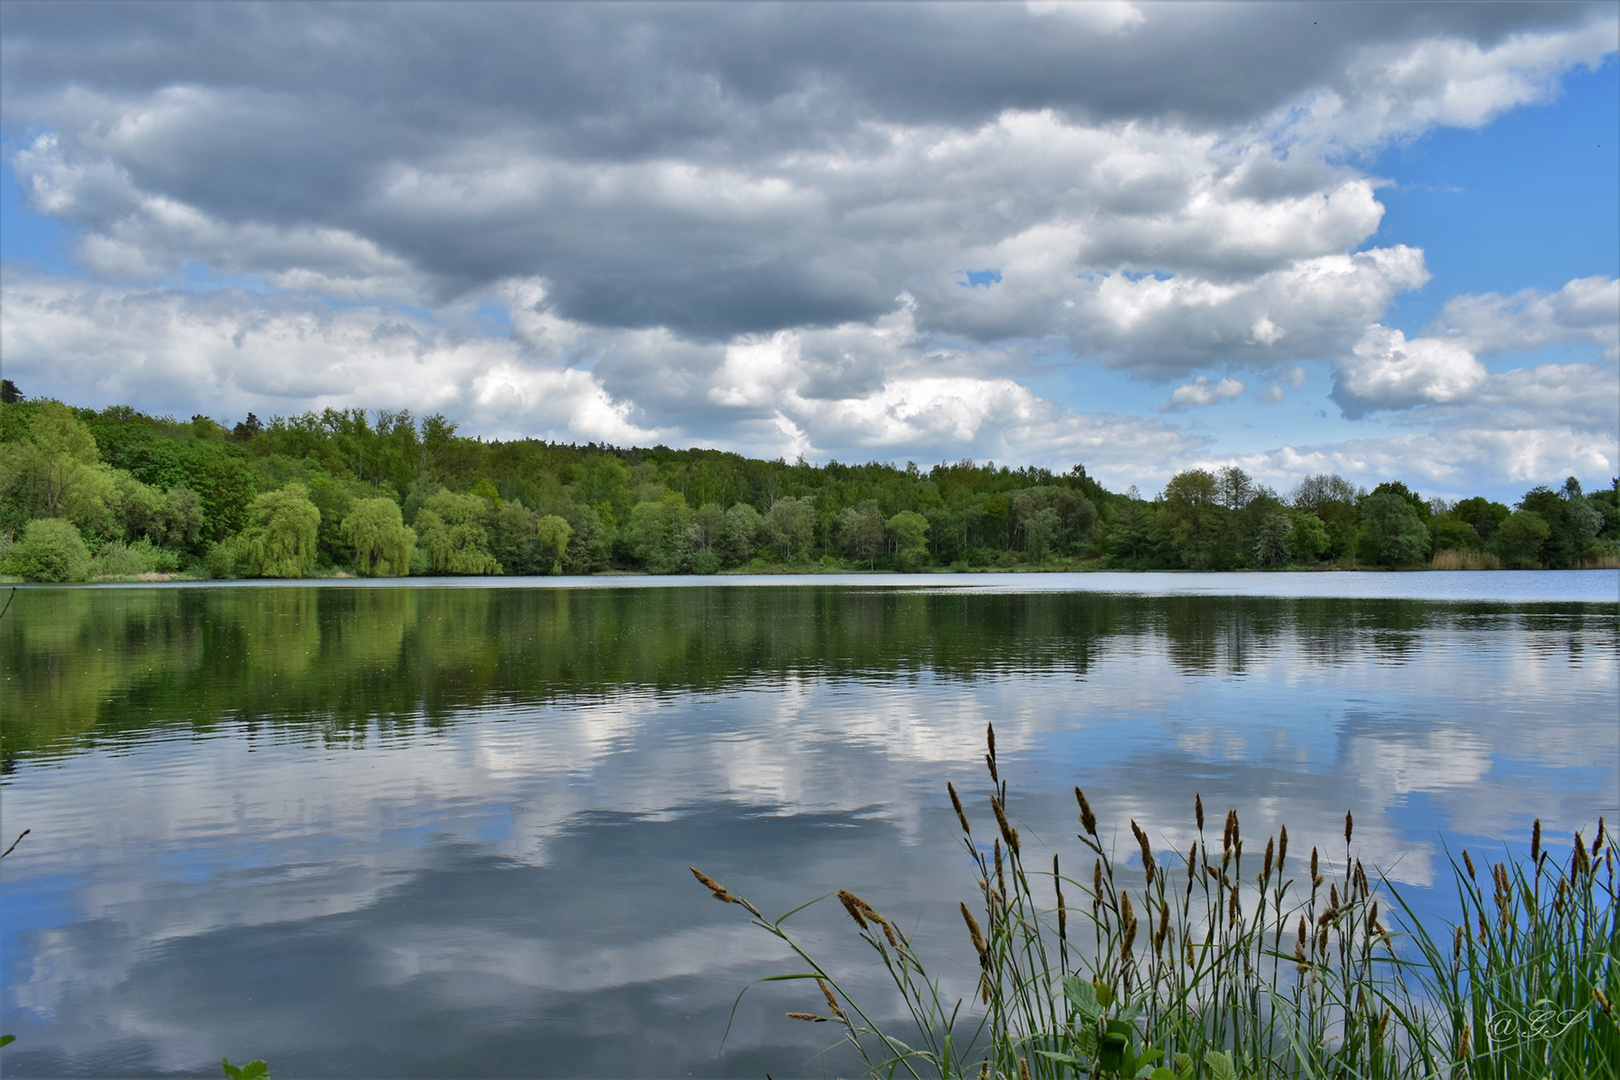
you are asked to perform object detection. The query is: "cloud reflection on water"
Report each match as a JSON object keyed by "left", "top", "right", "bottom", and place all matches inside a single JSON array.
[{"left": 0, "top": 583, "right": 1614, "bottom": 1077}]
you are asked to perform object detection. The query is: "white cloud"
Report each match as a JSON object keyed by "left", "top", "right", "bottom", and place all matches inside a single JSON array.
[
  {"left": 1286, "top": 18, "right": 1620, "bottom": 149},
  {"left": 1162, "top": 375, "right": 1245, "bottom": 411},
  {"left": 1432, "top": 275, "right": 1620, "bottom": 359},
  {"left": 0, "top": 272, "right": 658, "bottom": 446},
  {"left": 1332, "top": 324, "right": 1488, "bottom": 417},
  {"left": 1229, "top": 358, "right": 1618, "bottom": 494}
]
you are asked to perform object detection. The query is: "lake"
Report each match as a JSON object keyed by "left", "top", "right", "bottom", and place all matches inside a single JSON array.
[{"left": 2, "top": 572, "right": 1616, "bottom": 1078}]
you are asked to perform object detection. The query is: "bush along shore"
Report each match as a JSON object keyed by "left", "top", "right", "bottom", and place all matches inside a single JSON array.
[
  {"left": 692, "top": 726, "right": 1617, "bottom": 1079},
  {"left": 2, "top": 392, "right": 1618, "bottom": 582}
]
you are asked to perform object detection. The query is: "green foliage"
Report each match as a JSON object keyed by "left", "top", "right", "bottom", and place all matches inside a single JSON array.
[
  {"left": 3, "top": 398, "right": 1606, "bottom": 577},
  {"left": 535, "top": 514, "right": 572, "bottom": 574},
  {"left": 1356, "top": 492, "right": 1430, "bottom": 567},
  {"left": 764, "top": 496, "right": 816, "bottom": 561},
  {"left": 839, "top": 501, "right": 885, "bottom": 568},
  {"left": 89, "top": 538, "right": 180, "bottom": 578},
  {"left": 220, "top": 1057, "right": 269, "bottom": 1079},
  {"left": 886, "top": 509, "right": 930, "bottom": 569},
  {"left": 340, "top": 498, "right": 416, "bottom": 577},
  {"left": 9, "top": 517, "right": 92, "bottom": 581},
  {"left": 233, "top": 483, "right": 320, "bottom": 578},
  {"left": 1492, "top": 509, "right": 1552, "bottom": 568},
  {"left": 1427, "top": 513, "right": 1482, "bottom": 553},
  {"left": 1282, "top": 511, "right": 1330, "bottom": 562},
  {"left": 626, "top": 491, "right": 697, "bottom": 572},
  {"left": 1453, "top": 496, "right": 1511, "bottom": 543},
  {"left": 1161, "top": 469, "right": 1223, "bottom": 569},
  {"left": 414, "top": 491, "right": 501, "bottom": 575}
]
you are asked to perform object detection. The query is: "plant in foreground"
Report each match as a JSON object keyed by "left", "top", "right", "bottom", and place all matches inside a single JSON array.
[{"left": 692, "top": 724, "right": 1617, "bottom": 1079}]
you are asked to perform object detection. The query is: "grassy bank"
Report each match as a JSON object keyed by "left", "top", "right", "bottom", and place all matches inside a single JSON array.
[{"left": 694, "top": 726, "right": 1617, "bottom": 1079}]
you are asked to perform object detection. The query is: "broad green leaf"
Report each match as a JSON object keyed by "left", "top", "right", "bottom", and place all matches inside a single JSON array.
[
  {"left": 1094, "top": 981, "right": 1115, "bottom": 1009},
  {"left": 1173, "top": 1051, "right": 1195, "bottom": 1080},
  {"left": 1036, "top": 1050, "right": 1089, "bottom": 1066},
  {"left": 1204, "top": 1050, "right": 1237, "bottom": 1080},
  {"left": 0, "top": 1034, "right": 15, "bottom": 1048},
  {"left": 1116, "top": 999, "right": 1144, "bottom": 1025},
  {"left": 1149, "top": 1069, "right": 1176, "bottom": 1080},
  {"left": 1063, "top": 974, "right": 1103, "bottom": 1023}
]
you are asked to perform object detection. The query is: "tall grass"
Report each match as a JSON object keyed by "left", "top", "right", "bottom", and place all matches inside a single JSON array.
[
  {"left": 1429, "top": 550, "right": 1502, "bottom": 571},
  {"left": 693, "top": 724, "right": 1617, "bottom": 1079}
]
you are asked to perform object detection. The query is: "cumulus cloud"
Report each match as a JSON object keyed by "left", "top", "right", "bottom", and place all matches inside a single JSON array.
[
  {"left": 0, "top": 3, "right": 1614, "bottom": 494},
  {"left": 0, "top": 271, "right": 659, "bottom": 445},
  {"left": 1430, "top": 275, "right": 1620, "bottom": 359},
  {"left": 1331, "top": 324, "right": 1488, "bottom": 417},
  {"left": 2, "top": 3, "right": 1611, "bottom": 345},
  {"left": 1227, "top": 358, "right": 1618, "bottom": 494},
  {"left": 1162, "top": 375, "right": 1245, "bottom": 411}
]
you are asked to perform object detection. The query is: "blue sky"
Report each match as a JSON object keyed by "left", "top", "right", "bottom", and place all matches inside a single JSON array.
[{"left": 1, "top": 2, "right": 1615, "bottom": 501}]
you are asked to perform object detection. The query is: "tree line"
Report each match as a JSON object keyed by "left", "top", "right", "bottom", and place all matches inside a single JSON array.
[{"left": 1, "top": 389, "right": 1616, "bottom": 581}]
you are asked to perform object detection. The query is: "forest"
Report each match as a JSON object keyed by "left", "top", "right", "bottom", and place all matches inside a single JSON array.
[{"left": 1, "top": 382, "right": 1616, "bottom": 581}]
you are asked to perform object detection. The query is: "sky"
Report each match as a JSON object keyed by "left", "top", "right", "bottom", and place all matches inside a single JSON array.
[{"left": 0, "top": 1, "right": 1616, "bottom": 502}]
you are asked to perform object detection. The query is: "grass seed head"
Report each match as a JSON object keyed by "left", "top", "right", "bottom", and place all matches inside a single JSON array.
[
  {"left": 1531, "top": 818, "right": 1541, "bottom": 864},
  {"left": 992, "top": 796, "right": 1020, "bottom": 854},
  {"left": 948, "top": 781, "right": 972, "bottom": 835},
  {"left": 1345, "top": 810, "right": 1354, "bottom": 846},
  {"left": 1463, "top": 849, "right": 1476, "bottom": 879},
  {"left": 1131, "top": 820, "right": 1156, "bottom": 882},
  {"left": 817, "top": 977, "right": 845, "bottom": 1019},
  {"left": 1195, "top": 793, "right": 1205, "bottom": 832},
  {"left": 690, "top": 866, "right": 733, "bottom": 903},
  {"left": 961, "top": 902, "right": 989, "bottom": 965},
  {"left": 1075, "top": 787, "right": 1097, "bottom": 836},
  {"left": 1278, "top": 824, "right": 1288, "bottom": 870},
  {"left": 1263, "top": 836, "right": 1275, "bottom": 881},
  {"left": 787, "top": 1011, "right": 825, "bottom": 1023},
  {"left": 837, "top": 889, "right": 870, "bottom": 930}
]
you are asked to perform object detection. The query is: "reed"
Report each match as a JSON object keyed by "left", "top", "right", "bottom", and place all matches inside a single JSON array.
[
  {"left": 1429, "top": 550, "right": 1502, "bottom": 571},
  {"left": 694, "top": 724, "right": 1618, "bottom": 1079}
]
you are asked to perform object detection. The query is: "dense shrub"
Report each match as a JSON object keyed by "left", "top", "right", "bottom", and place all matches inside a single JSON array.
[{"left": 10, "top": 517, "right": 92, "bottom": 581}]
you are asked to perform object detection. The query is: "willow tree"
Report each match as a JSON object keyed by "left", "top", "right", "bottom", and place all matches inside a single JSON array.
[
  {"left": 233, "top": 483, "right": 321, "bottom": 578},
  {"left": 341, "top": 498, "right": 416, "bottom": 576},
  {"left": 414, "top": 491, "right": 501, "bottom": 575},
  {"left": 536, "top": 514, "right": 572, "bottom": 574}
]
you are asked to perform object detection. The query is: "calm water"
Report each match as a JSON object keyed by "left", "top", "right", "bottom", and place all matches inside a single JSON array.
[{"left": 1, "top": 573, "right": 1616, "bottom": 1078}]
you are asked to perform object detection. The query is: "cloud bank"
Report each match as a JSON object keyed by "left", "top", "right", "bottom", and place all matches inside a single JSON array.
[{"left": 1, "top": 1, "right": 1615, "bottom": 494}]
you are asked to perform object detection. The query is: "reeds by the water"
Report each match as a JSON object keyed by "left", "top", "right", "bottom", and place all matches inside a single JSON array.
[
  {"left": 693, "top": 724, "right": 1618, "bottom": 1079},
  {"left": 1429, "top": 550, "right": 1502, "bottom": 571}
]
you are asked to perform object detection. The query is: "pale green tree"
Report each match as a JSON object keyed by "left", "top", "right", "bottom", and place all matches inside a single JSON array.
[
  {"left": 536, "top": 514, "right": 572, "bottom": 574},
  {"left": 233, "top": 483, "right": 321, "bottom": 577},
  {"left": 764, "top": 496, "right": 815, "bottom": 561},
  {"left": 886, "top": 510, "right": 930, "bottom": 569},
  {"left": 341, "top": 498, "right": 417, "bottom": 576},
  {"left": 625, "top": 492, "right": 696, "bottom": 571},
  {"left": 414, "top": 491, "right": 501, "bottom": 575},
  {"left": 838, "top": 501, "right": 885, "bottom": 569},
  {"left": 9, "top": 518, "right": 92, "bottom": 581},
  {"left": 719, "top": 503, "right": 762, "bottom": 566}
]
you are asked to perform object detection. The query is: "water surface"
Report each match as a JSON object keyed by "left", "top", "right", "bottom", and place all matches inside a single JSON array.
[{"left": 2, "top": 574, "right": 1616, "bottom": 1077}]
